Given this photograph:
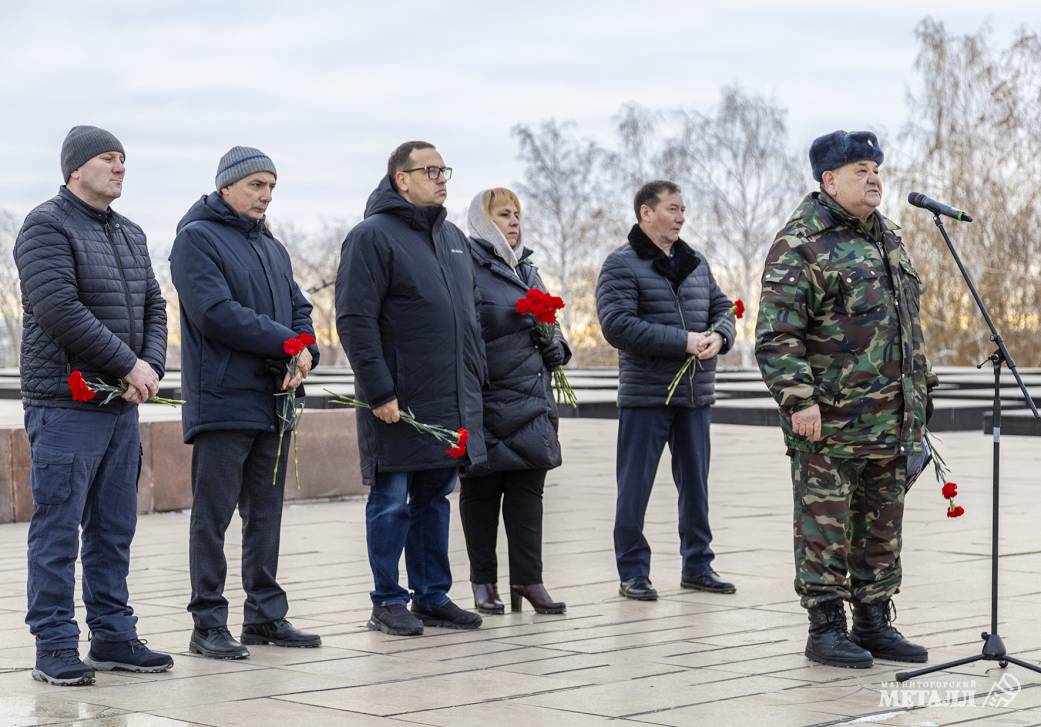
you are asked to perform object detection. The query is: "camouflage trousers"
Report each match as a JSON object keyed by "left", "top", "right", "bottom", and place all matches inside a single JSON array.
[{"left": 791, "top": 451, "right": 907, "bottom": 608}]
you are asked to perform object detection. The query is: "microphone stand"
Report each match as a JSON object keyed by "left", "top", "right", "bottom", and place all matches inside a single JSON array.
[{"left": 896, "top": 215, "right": 1041, "bottom": 682}]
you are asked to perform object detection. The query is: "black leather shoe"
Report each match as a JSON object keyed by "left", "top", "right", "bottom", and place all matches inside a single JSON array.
[
  {"left": 412, "top": 599, "right": 482, "bottom": 630},
  {"left": 472, "top": 583, "right": 505, "bottom": 615},
  {"left": 241, "top": 618, "right": 321, "bottom": 648},
  {"left": 850, "top": 600, "right": 928, "bottom": 663},
  {"left": 189, "top": 627, "right": 249, "bottom": 660},
  {"left": 619, "top": 576, "right": 658, "bottom": 601},
  {"left": 681, "top": 570, "right": 737, "bottom": 594},
  {"left": 805, "top": 601, "right": 873, "bottom": 668},
  {"left": 368, "top": 604, "right": 424, "bottom": 636}
]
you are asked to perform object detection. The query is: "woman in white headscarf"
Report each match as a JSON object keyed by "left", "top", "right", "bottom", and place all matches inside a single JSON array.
[{"left": 460, "top": 188, "right": 571, "bottom": 615}]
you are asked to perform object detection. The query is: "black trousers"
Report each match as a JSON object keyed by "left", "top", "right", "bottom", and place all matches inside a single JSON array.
[
  {"left": 458, "top": 469, "right": 546, "bottom": 585},
  {"left": 188, "top": 429, "right": 288, "bottom": 629}
]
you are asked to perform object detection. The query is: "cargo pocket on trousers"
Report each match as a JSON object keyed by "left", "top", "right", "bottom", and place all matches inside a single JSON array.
[{"left": 30, "top": 447, "right": 75, "bottom": 505}]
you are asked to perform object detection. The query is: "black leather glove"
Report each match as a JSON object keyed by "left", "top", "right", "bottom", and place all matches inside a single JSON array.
[
  {"left": 531, "top": 324, "right": 554, "bottom": 347},
  {"left": 541, "top": 340, "right": 566, "bottom": 369}
]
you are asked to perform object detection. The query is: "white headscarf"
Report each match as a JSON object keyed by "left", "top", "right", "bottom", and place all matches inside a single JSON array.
[{"left": 467, "top": 190, "right": 522, "bottom": 272}]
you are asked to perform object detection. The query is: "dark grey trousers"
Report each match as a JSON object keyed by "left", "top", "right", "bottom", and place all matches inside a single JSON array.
[{"left": 187, "top": 429, "right": 288, "bottom": 629}]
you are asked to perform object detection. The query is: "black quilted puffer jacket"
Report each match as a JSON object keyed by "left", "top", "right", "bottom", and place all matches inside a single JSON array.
[
  {"left": 464, "top": 237, "right": 571, "bottom": 477},
  {"left": 14, "top": 187, "right": 168, "bottom": 412},
  {"left": 596, "top": 224, "right": 734, "bottom": 409}
]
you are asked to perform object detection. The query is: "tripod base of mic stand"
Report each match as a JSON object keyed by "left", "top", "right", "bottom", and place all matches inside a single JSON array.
[{"left": 896, "top": 632, "right": 1041, "bottom": 682}]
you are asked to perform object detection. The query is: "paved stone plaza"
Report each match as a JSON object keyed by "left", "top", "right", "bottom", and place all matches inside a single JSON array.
[{"left": 2, "top": 418, "right": 1041, "bottom": 726}]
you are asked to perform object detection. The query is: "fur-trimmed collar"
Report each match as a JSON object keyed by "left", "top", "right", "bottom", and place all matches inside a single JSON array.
[{"left": 627, "top": 224, "right": 700, "bottom": 287}]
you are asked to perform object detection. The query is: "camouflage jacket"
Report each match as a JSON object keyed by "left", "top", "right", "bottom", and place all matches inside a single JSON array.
[{"left": 755, "top": 192, "right": 937, "bottom": 458}]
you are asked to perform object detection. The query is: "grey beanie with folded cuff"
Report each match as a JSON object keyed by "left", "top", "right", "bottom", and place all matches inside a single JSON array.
[
  {"left": 61, "top": 125, "right": 125, "bottom": 182},
  {"left": 215, "top": 146, "right": 277, "bottom": 189}
]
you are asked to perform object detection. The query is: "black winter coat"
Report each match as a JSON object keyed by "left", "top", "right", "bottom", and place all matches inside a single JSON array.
[
  {"left": 465, "top": 237, "right": 571, "bottom": 476},
  {"left": 596, "top": 225, "right": 735, "bottom": 408},
  {"left": 336, "top": 176, "right": 487, "bottom": 484},
  {"left": 14, "top": 187, "right": 167, "bottom": 412},
  {"left": 170, "top": 193, "right": 318, "bottom": 443}
]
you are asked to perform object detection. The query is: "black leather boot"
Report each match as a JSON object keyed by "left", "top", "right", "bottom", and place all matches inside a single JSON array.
[
  {"left": 472, "top": 583, "right": 505, "bottom": 615},
  {"left": 850, "top": 600, "right": 928, "bottom": 663},
  {"left": 510, "top": 584, "right": 566, "bottom": 614},
  {"left": 805, "top": 600, "right": 873, "bottom": 668}
]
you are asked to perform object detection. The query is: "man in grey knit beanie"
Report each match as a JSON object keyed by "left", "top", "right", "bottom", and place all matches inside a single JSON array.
[
  {"left": 215, "top": 146, "right": 277, "bottom": 190},
  {"left": 60, "top": 125, "right": 125, "bottom": 182}
]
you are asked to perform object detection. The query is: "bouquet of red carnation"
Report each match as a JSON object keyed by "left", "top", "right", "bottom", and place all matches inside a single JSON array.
[
  {"left": 324, "top": 389, "right": 469, "bottom": 459},
  {"left": 515, "top": 288, "right": 577, "bottom": 408},
  {"left": 67, "top": 370, "right": 185, "bottom": 407},
  {"left": 273, "top": 331, "right": 316, "bottom": 487},
  {"left": 665, "top": 299, "right": 744, "bottom": 405}
]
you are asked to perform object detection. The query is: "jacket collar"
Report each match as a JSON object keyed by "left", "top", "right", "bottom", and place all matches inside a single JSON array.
[
  {"left": 471, "top": 236, "right": 532, "bottom": 290},
  {"left": 627, "top": 224, "right": 700, "bottom": 284},
  {"left": 792, "top": 191, "right": 900, "bottom": 238},
  {"left": 59, "top": 186, "right": 112, "bottom": 223}
]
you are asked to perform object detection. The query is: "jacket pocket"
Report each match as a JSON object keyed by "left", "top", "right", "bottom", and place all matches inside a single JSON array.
[
  {"left": 838, "top": 267, "right": 885, "bottom": 315},
  {"left": 900, "top": 259, "right": 922, "bottom": 315},
  {"left": 30, "top": 446, "right": 74, "bottom": 506}
]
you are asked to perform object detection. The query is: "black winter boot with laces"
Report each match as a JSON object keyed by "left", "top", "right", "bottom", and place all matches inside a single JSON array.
[
  {"left": 850, "top": 599, "right": 928, "bottom": 663},
  {"left": 32, "top": 649, "right": 95, "bottom": 686},
  {"left": 805, "top": 600, "right": 873, "bottom": 668}
]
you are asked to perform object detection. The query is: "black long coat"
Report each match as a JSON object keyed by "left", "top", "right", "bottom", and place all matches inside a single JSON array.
[
  {"left": 466, "top": 237, "right": 571, "bottom": 476},
  {"left": 336, "top": 177, "right": 488, "bottom": 484}
]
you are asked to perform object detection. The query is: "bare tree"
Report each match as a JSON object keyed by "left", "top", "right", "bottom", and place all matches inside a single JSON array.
[
  {"left": 276, "top": 219, "right": 353, "bottom": 367},
  {"left": 0, "top": 211, "right": 23, "bottom": 367},
  {"left": 895, "top": 19, "right": 1041, "bottom": 365},
  {"left": 512, "top": 120, "right": 619, "bottom": 359}
]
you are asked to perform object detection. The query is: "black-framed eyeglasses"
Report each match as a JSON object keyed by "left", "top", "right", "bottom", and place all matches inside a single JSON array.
[{"left": 403, "top": 165, "right": 453, "bottom": 181}]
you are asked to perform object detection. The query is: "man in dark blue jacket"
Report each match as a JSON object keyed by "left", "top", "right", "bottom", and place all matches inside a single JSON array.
[
  {"left": 336, "top": 141, "right": 487, "bottom": 636},
  {"left": 14, "top": 126, "right": 173, "bottom": 685},
  {"left": 596, "top": 180, "right": 738, "bottom": 601},
  {"left": 170, "top": 146, "right": 321, "bottom": 659}
]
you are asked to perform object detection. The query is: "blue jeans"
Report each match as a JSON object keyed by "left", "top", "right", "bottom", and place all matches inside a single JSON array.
[
  {"left": 614, "top": 406, "right": 715, "bottom": 581},
  {"left": 366, "top": 467, "right": 457, "bottom": 609},
  {"left": 24, "top": 405, "right": 141, "bottom": 651}
]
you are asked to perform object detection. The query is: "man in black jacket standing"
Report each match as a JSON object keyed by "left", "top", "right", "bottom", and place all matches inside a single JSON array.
[
  {"left": 14, "top": 126, "right": 172, "bottom": 685},
  {"left": 596, "top": 180, "right": 737, "bottom": 601},
  {"left": 336, "top": 141, "right": 486, "bottom": 636},
  {"left": 170, "top": 146, "right": 321, "bottom": 659}
]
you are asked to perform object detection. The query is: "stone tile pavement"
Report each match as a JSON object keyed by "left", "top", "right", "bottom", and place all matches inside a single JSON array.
[{"left": 2, "top": 419, "right": 1041, "bottom": 726}]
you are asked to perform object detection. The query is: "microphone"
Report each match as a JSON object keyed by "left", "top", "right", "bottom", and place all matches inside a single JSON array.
[{"left": 907, "top": 192, "right": 973, "bottom": 222}]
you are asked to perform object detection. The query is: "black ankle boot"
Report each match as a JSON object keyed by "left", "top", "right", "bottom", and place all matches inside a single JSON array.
[
  {"left": 850, "top": 600, "right": 928, "bottom": 663},
  {"left": 510, "top": 584, "right": 566, "bottom": 614},
  {"left": 472, "top": 583, "right": 505, "bottom": 615},
  {"left": 805, "top": 600, "right": 873, "bottom": 668}
]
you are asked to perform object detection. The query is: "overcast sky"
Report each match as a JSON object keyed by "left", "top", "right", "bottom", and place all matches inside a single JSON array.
[{"left": 1, "top": 1, "right": 1036, "bottom": 248}]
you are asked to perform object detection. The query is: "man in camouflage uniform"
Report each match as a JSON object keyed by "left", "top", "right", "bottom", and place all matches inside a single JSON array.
[{"left": 755, "top": 130, "right": 936, "bottom": 669}]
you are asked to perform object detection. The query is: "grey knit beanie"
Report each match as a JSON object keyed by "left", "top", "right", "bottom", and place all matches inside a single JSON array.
[
  {"left": 61, "top": 125, "right": 125, "bottom": 182},
  {"left": 215, "top": 146, "right": 277, "bottom": 189}
]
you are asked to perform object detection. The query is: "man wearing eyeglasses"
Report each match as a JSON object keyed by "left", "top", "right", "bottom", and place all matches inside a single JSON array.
[{"left": 336, "top": 141, "right": 487, "bottom": 636}]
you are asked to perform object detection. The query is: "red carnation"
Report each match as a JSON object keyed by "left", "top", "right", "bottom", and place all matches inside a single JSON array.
[
  {"left": 67, "top": 370, "right": 96, "bottom": 402},
  {"left": 947, "top": 505, "right": 965, "bottom": 518},
  {"left": 941, "top": 482, "right": 958, "bottom": 499},
  {"left": 284, "top": 337, "right": 306, "bottom": 356},
  {"left": 446, "top": 427, "right": 469, "bottom": 459},
  {"left": 297, "top": 332, "right": 316, "bottom": 347},
  {"left": 734, "top": 299, "right": 745, "bottom": 319}
]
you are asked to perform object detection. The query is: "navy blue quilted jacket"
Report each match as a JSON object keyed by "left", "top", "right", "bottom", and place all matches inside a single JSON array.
[
  {"left": 14, "top": 187, "right": 167, "bottom": 412},
  {"left": 596, "top": 224, "right": 734, "bottom": 408}
]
